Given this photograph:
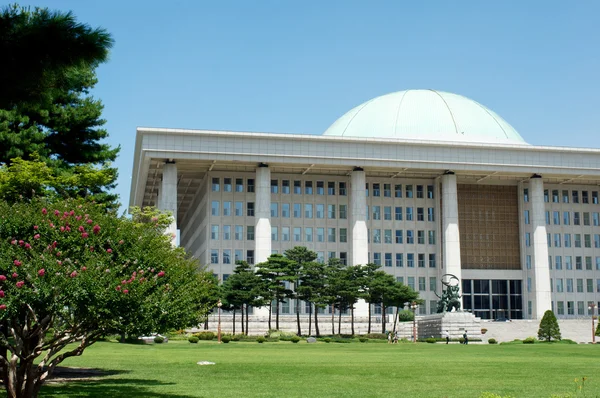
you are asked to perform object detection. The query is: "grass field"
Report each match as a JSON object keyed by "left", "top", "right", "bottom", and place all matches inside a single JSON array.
[{"left": 41, "top": 339, "right": 600, "bottom": 398}]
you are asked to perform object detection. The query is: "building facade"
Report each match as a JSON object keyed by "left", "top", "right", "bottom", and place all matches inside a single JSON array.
[{"left": 130, "top": 90, "right": 600, "bottom": 320}]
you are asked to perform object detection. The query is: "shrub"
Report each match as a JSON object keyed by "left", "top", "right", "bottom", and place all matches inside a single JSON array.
[
  {"left": 231, "top": 334, "right": 241, "bottom": 341},
  {"left": 154, "top": 336, "right": 165, "bottom": 344},
  {"left": 488, "top": 338, "right": 497, "bottom": 344},
  {"left": 188, "top": 336, "right": 199, "bottom": 344},
  {"left": 560, "top": 339, "right": 577, "bottom": 344},
  {"left": 359, "top": 337, "right": 368, "bottom": 343},
  {"left": 324, "top": 338, "right": 331, "bottom": 343},
  {"left": 425, "top": 337, "right": 437, "bottom": 344},
  {"left": 458, "top": 337, "right": 465, "bottom": 344},
  {"left": 481, "top": 328, "right": 488, "bottom": 335},
  {"left": 221, "top": 336, "right": 231, "bottom": 343},
  {"left": 196, "top": 331, "right": 215, "bottom": 341},
  {"left": 290, "top": 336, "right": 301, "bottom": 343},
  {"left": 523, "top": 337, "right": 536, "bottom": 344},
  {"left": 538, "top": 310, "right": 561, "bottom": 342},
  {"left": 333, "top": 338, "right": 351, "bottom": 344},
  {"left": 239, "top": 335, "right": 257, "bottom": 342},
  {"left": 364, "top": 333, "right": 387, "bottom": 340},
  {"left": 397, "top": 309, "right": 414, "bottom": 322},
  {"left": 256, "top": 336, "right": 266, "bottom": 343}
]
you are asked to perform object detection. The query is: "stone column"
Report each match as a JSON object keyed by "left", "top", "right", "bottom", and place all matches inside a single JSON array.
[
  {"left": 350, "top": 167, "right": 369, "bottom": 317},
  {"left": 255, "top": 164, "right": 272, "bottom": 264},
  {"left": 441, "top": 172, "right": 461, "bottom": 281},
  {"left": 160, "top": 161, "right": 178, "bottom": 245},
  {"left": 530, "top": 175, "right": 552, "bottom": 319}
]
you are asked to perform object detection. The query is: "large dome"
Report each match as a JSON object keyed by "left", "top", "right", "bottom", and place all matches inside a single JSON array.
[{"left": 323, "top": 89, "right": 527, "bottom": 145}]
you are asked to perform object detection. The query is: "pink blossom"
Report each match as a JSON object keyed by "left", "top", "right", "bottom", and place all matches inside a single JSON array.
[
  {"left": 52, "top": 241, "right": 57, "bottom": 248},
  {"left": 81, "top": 266, "right": 87, "bottom": 271},
  {"left": 65, "top": 226, "right": 71, "bottom": 232},
  {"left": 78, "top": 226, "right": 85, "bottom": 232},
  {"left": 0, "top": 275, "right": 6, "bottom": 281},
  {"left": 49, "top": 223, "right": 54, "bottom": 228},
  {"left": 63, "top": 211, "right": 69, "bottom": 217},
  {"left": 38, "top": 269, "right": 45, "bottom": 277},
  {"left": 105, "top": 269, "right": 111, "bottom": 273},
  {"left": 157, "top": 271, "right": 165, "bottom": 278},
  {"left": 0, "top": 305, "right": 6, "bottom": 311},
  {"left": 106, "top": 248, "right": 112, "bottom": 253},
  {"left": 10, "top": 240, "right": 16, "bottom": 245},
  {"left": 54, "top": 210, "right": 60, "bottom": 217},
  {"left": 119, "top": 240, "right": 124, "bottom": 245},
  {"left": 0, "top": 291, "right": 4, "bottom": 298},
  {"left": 33, "top": 225, "right": 38, "bottom": 230},
  {"left": 57, "top": 261, "right": 62, "bottom": 265},
  {"left": 93, "top": 225, "right": 100, "bottom": 235},
  {"left": 70, "top": 271, "right": 77, "bottom": 278},
  {"left": 151, "top": 217, "right": 158, "bottom": 222},
  {"left": 34, "top": 234, "right": 40, "bottom": 240},
  {"left": 60, "top": 226, "right": 65, "bottom": 232},
  {"left": 86, "top": 219, "right": 93, "bottom": 225},
  {"left": 82, "top": 232, "right": 89, "bottom": 239},
  {"left": 76, "top": 215, "right": 82, "bottom": 221},
  {"left": 18, "top": 240, "right": 24, "bottom": 246},
  {"left": 16, "top": 281, "right": 24, "bottom": 288},
  {"left": 42, "top": 208, "right": 47, "bottom": 215},
  {"left": 56, "top": 252, "right": 61, "bottom": 257},
  {"left": 123, "top": 289, "right": 129, "bottom": 294},
  {"left": 24, "top": 243, "right": 31, "bottom": 250},
  {"left": 11, "top": 273, "right": 17, "bottom": 279},
  {"left": 70, "top": 210, "right": 75, "bottom": 216},
  {"left": 115, "top": 285, "right": 121, "bottom": 291},
  {"left": 121, "top": 280, "right": 127, "bottom": 285},
  {"left": 89, "top": 246, "right": 94, "bottom": 252},
  {"left": 13, "top": 260, "right": 21, "bottom": 267},
  {"left": 132, "top": 271, "right": 137, "bottom": 277}
]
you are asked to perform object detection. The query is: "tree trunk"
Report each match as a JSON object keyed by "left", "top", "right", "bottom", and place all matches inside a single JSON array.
[
  {"left": 351, "top": 306, "right": 355, "bottom": 336},
  {"left": 308, "top": 303, "right": 312, "bottom": 336},
  {"left": 367, "top": 302, "right": 372, "bottom": 334},
  {"left": 392, "top": 307, "right": 400, "bottom": 334},
  {"left": 331, "top": 306, "right": 335, "bottom": 335},
  {"left": 232, "top": 309, "right": 236, "bottom": 335},
  {"left": 296, "top": 298, "right": 301, "bottom": 336},
  {"left": 337, "top": 306, "right": 342, "bottom": 335},
  {"left": 314, "top": 307, "right": 320, "bottom": 337},
  {"left": 245, "top": 304, "right": 250, "bottom": 335},
  {"left": 241, "top": 305, "right": 245, "bottom": 335},
  {"left": 381, "top": 303, "right": 386, "bottom": 334},
  {"left": 268, "top": 302, "right": 272, "bottom": 331},
  {"left": 275, "top": 299, "right": 280, "bottom": 331}
]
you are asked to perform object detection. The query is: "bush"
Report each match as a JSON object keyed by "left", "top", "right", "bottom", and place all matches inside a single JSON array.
[
  {"left": 559, "top": 339, "right": 577, "bottom": 344},
  {"left": 458, "top": 337, "right": 465, "bottom": 344},
  {"left": 397, "top": 309, "right": 414, "bottom": 322},
  {"left": 364, "top": 333, "right": 387, "bottom": 340},
  {"left": 290, "top": 336, "right": 301, "bottom": 343},
  {"left": 538, "top": 310, "right": 561, "bottom": 342},
  {"left": 196, "top": 331, "right": 215, "bottom": 341},
  {"left": 188, "top": 336, "right": 199, "bottom": 344},
  {"left": 221, "top": 336, "right": 231, "bottom": 343},
  {"left": 488, "top": 338, "right": 497, "bottom": 344},
  {"left": 239, "top": 335, "right": 257, "bottom": 342},
  {"left": 154, "top": 336, "right": 165, "bottom": 344},
  {"left": 324, "top": 338, "right": 331, "bottom": 343},
  {"left": 333, "top": 338, "right": 351, "bottom": 344},
  {"left": 523, "top": 337, "right": 536, "bottom": 344},
  {"left": 359, "top": 337, "right": 368, "bottom": 343},
  {"left": 424, "top": 337, "right": 437, "bottom": 344},
  {"left": 231, "top": 334, "right": 241, "bottom": 341},
  {"left": 256, "top": 336, "right": 266, "bottom": 343}
]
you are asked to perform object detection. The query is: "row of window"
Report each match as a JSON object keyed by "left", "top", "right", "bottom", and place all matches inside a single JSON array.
[
  {"left": 525, "top": 254, "right": 600, "bottom": 271},
  {"left": 553, "top": 301, "right": 600, "bottom": 316},
  {"left": 528, "top": 277, "right": 599, "bottom": 293},
  {"left": 524, "top": 232, "right": 600, "bottom": 248},
  {"left": 211, "top": 249, "right": 347, "bottom": 265},
  {"left": 524, "top": 210, "right": 600, "bottom": 226},
  {"left": 210, "top": 177, "right": 436, "bottom": 199},
  {"left": 371, "top": 252, "right": 437, "bottom": 268},
  {"left": 524, "top": 188, "right": 600, "bottom": 205}
]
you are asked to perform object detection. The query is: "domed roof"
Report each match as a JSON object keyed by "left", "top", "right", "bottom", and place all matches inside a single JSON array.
[{"left": 323, "top": 89, "right": 527, "bottom": 145}]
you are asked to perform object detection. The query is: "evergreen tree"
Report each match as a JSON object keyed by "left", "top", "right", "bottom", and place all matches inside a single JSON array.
[
  {"left": 255, "top": 254, "right": 293, "bottom": 331},
  {"left": 283, "top": 246, "right": 317, "bottom": 336},
  {"left": 537, "top": 310, "right": 561, "bottom": 342}
]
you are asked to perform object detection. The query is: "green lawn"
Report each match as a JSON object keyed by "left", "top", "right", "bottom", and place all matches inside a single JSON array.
[{"left": 41, "top": 340, "right": 600, "bottom": 398}]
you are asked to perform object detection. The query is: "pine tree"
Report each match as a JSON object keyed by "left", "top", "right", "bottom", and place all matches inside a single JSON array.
[{"left": 537, "top": 310, "right": 561, "bottom": 342}]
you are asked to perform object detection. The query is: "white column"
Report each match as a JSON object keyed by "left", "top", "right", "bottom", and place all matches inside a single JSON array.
[
  {"left": 350, "top": 168, "right": 369, "bottom": 317},
  {"left": 441, "top": 173, "right": 461, "bottom": 281},
  {"left": 160, "top": 162, "right": 178, "bottom": 245},
  {"left": 530, "top": 176, "right": 552, "bottom": 319},
  {"left": 255, "top": 165, "right": 272, "bottom": 265}
]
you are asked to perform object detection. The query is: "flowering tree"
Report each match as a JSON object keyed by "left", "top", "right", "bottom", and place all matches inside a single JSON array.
[{"left": 0, "top": 199, "right": 217, "bottom": 398}]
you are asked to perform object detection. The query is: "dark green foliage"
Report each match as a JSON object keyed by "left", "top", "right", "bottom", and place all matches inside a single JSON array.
[
  {"left": 596, "top": 319, "right": 600, "bottom": 336},
  {"left": 364, "top": 333, "right": 387, "bottom": 340},
  {"left": 256, "top": 336, "right": 266, "bottom": 343},
  {"left": 537, "top": 310, "right": 561, "bottom": 342},
  {"left": 290, "top": 336, "right": 300, "bottom": 343},
  {"left": 221, "top": 336, "right": 231, "bottom": 343},
  {"left": 523, "top": 337, "right": 536, "bottom": 344},
  {"left": 397, "top": 309, "right": 414, "bottom": 322},
  {"left": 425, "top": 338, "right": 437, "bottom": 344},
  {"left": 153, "top": 336, "right": 165, "bottom": 344},
  {"left": 488, "top": 338, "right": 497, "bottom": 344},
  {"left": 324, "top": 338, "right": 331, "bottom": 343},
  {"left": 195, "top": 331, "right": 215, "bottom": 340},
  {"left": 188, "top": 336, "right": 199, "bottom": 344},
  {"left": 359, "top": 337, "right": 368, "bottom": 343}
]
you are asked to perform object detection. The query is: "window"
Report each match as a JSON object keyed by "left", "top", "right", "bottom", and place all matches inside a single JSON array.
[
  {"left": 211, "top": 201, "right": 220, "bottom": 216},
  {"left": 373, "top": 252, "right": 381, "bottom": 266},
  {"left": 576, "top": 256, "right": 582, "bottom": 270},
  {"left": 544, "top": 189, "right": 549, "bottom": 202},
  {"left": 557, "top": 301, "right": 564, "bottom": 315},
  {"left": 429, "top": 253, "right": 436, "bottom": 268},
  {"left": 304, "top": 204, "right": 313, "bottom": 218},
  {"left": 416, "top": 185, "right": 424, "bottom": 199},
  {"left": 545, "top": 211, "right": 550, "bottom": 225},
  {"left": 526, "top": 255, "right": 531, "bottom": 269},
  {"left": 427, "top": 185, "right": 434, "bottom": 199},
  {"left": 271, "top": 179, "right": 278, "bottom": 194},
  {"left": 293, "top": 203, "right": 301, "bottom": 218},
  {"left": 305, "top": 181, "right": 313, "bottom": 195},
  {"left": 328, "top": 204, "right": 336, "bottom": 219},
  {"left": 223, "top": 225, "right": 231, "bottom": 240},
  {"left": 587, "top": 279, "right": 594, "bottom": 293},
  {"left": 395, "top": 230, "right": 403, "bottom": 244},
  {"left": 597, "top": 257, "right": 600, "bottom": 270},
  {"left": 235, "top": 250, "right": 243, "bottom": 263},
  {"left": 246, "top": 250, "right": 254, "bottom": 265},
  {"left": 417, "top": 207, "right": 424, "bottom": 221},
  {"left": 596, "top": 234, "right": 600, "bottom": 248},
  {"left": 429, "top": 277, "right": 437, "bottom": 291},
  {"left": 212, "top": 177, "right": 220, "bottom": 192},
  {"left": 384, "top": 229, "right": 392, "bottom": 244},
  {"left": 417, "top": 230, "right": 425, "bottom": 244},
  {"left": 340, "top": 228, "right": 347, "bottom": 243},
  {"left": 223, "top": 178, "right": 232, "bottom": 192},
  {"left": 271, "top": 227, "right": 278, "bottom": 241},
  {"left": 211, "top": 249, "right": 219, "bottom": 264},
  {"left": 327, "top": 181, "right": 335, "bottom": 195},
  {"left": 594, "top": 212, "right": 600, "bottom": 226},
  {"left": 554, "top": 234, "right": 561, "bottom": 248},
  {"left": 316, "top": 204, "right": 325, "bottom": 219},
  {"left": 523, "top": 188, "right": 529, "bottom": 202},
  {"left": 235, "top": 202, "right": 243, "bottom": 216},
  {"left": 565, "top": 256, "right": 572, "bottom": 270},
  {"left": 211, "top": 225, "right": 219, "bottom": 240},
  {"left": 316, "top": 181, "right": 324, "bottom": 195},
  {"left": 223, "top": 201, "right": 231, "bottom": 216},
  {"left": 586, "top": 256, "right": 593, "bottom": 270},
  {"left": 293, "top": 227, "right": 301, "bottom": 242},
  {"left": 553, "top": 211, "right": 560, "bottom": 225},
  {"left": 406, "top": 185, "right": 413, "bottom": 198},
  {"left": 418, "top": 253, "right": 425, "bottom": 267},
  {"left": 395, "top": 207, "right": 403, "bottom": 221},
  {"left": 317, "top": 228, "right": 325, "bottom": 242},
  {"left": 406, "top": 230, "right": 414, "bottom": 244},
  {"left": 577, "top": 279, "right": 584, "bottom": 293},
  {"left": 282, "top": 180, "right": 290, "bottom": 194},
  {"left": 407, "top": 253, "right": 414, "bottom": 268},
  {"left": 407, "top": 277, "right": 415, "bottom": 290},
  {"left": 235, "top": 178, "right": 244, "bottom": 192},
  {"left": 365, "top": 183, "right": 369, "bottom": 197},
  {"left": 418, "top": 277, "right": 426, "bottom": 291},
  {"left": 563, "top": 211, "right": 570, "bottom": 225},
  {"left": 578, "top": 301, "right": 585, "bottom": 316},
  {"left": 384, "top": 184, "right": 391, "bottom": 197},
  {"left": 566, "top": 278, "right": 573, "bottom": 293},
  {"left": 372, "top": 183, "right": 380, "bottom": 197},
  {"left": 247, "top": 226, "right": 254, "bottom": 240},
  {"left": 339, "top": 182, "right": 347, "bottom": 196},
  {"left": 384, "top": 206, "right": 392, "bottom": 220},
  {"left": 584, "top": 212, "right": 591, "bottom": 226},
  {"left": 235, "top": 225, "right": 243, "bottom": 240},
  {"left": 281, "top": 203, "right": 290, "bottom": 218},
  {"left": 394, "top": 184, "right": 402, "bottom": 198},
  {"left": 270, "top": 203, "right": 278, "bottom": 218},
  {"left": 552, "top": 189, "right": 559, "bottom": 203},
  {"left": 556, "top": 279, "right": 563, "bottom": 293},
  {"left": 575, "top": 234, "right": 581, "bottom": 248},
  {"left": 583, "top": 191, "right": 589, "bottom": 204},
  {"left": 427, "top": 208, "right": 435, "bottom": 222},
  {"left": 247, "top": 202, "right": 255, "bottom": 216},
  {"left": 564, "top": 234, "right": 571, "bottom": 248},
  {"left": 406, "top": 207, "right": 413, "bottom": 221},
  {"left": 373, "top": 229, "right": 381, "bottom": 243},
  {"left": 340, "top": 252, "right": 347, "bottom": 265},
  {"left": 585, "top": 234, "right": 591, "bottom": 248},
  {"left": 372, "top": 206, "right": 381, "bottom": 220},
  {"left": 573, "top": 190, "right": 579, "bottom": 203},
  {"left": 525, "top": 233, "right": 531, "bottom": 247},
  {"left": 339, "top": 205, "right": 347, "bottom": 219},
  {"left": 282, "top": 227, "right": 290, "bottom": 241},
  {"left": 327, "top": 228, "right": 336, "bottom": 243},
  {"left": 395, "top": 253, "right": 403, "bottom": 267},
  {"left": 293, "top": 180, "right": 301, "bottom": 194},
  {"left": 562, "top": 190, "right": 569, "bottom": 203},
  {"left": 567, "top": 301, "right": 574, "bottom": 315},
  {"left": 547, "top": 233, "right": 551, "bottom": 247},
  {"left": 305, "top": 227, "right": 313, "bottom": 242},
  {"left": 384, "top": 253, "right": 392, "bottom": 267},
  {"left": 223, "top": 249, "right": 231, "bottom": 264}
]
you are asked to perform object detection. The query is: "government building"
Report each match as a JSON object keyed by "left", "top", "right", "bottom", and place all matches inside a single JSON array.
[{"left": 130, "top": 89, "right": 600, "bottom": 320}]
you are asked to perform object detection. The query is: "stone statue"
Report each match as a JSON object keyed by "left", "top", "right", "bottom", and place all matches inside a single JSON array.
[{"left": 435, "top": 274, "right": 462, "bottom": 313}]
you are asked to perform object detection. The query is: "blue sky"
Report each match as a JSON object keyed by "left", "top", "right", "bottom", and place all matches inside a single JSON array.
[{"left": 29, "top": 1, "right": 600, "bottom": 209}]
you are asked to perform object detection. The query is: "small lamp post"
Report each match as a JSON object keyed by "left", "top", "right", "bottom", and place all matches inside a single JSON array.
[
  {"left": 589, "top": 303, "right": 597, "bottom": 344},
  {"left": 411, "top": 301, "right": 418, "bottom": 343},
  {"left": 217, "top": 299, "right": 222, "bottom": 344}
]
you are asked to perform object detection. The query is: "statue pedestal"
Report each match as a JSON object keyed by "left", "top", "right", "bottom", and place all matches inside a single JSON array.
[{"left": 418, "top": 312, "right": 482, "bottom": 341}]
